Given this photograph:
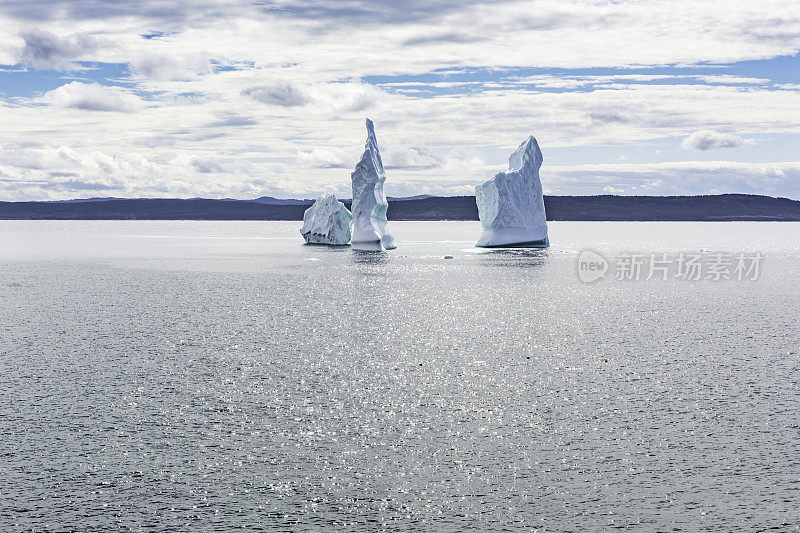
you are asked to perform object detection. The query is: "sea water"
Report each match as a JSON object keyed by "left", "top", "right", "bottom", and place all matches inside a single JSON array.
[{"left": 1, "top": 221, "right": 798, "bottom": 531}]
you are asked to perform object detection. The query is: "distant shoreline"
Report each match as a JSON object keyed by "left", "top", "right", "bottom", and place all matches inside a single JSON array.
[{"left": 1, "top": 194, "right": 799, "bottom": 221}]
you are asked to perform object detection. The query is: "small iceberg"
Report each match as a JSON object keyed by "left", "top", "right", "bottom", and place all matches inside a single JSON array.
[
  {"left": 350, "top": 119, "right": 396, "bottom": 251},
  {"left": 475, "top": 136, "right": 549, "bottom": 247},
  {"left": 300, "top": 193, "right": 352, "bottom": 245}
]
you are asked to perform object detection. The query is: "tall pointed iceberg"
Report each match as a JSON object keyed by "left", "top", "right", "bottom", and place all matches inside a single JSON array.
[
  {"left": 475, "top": 136, "right": 549, "bottom": 247},
  {"left": 350, "top": 119, "right": 396, "bottom": 251},
  {"left": 300, "top": 193, "right": 352, "bottom": 245}
]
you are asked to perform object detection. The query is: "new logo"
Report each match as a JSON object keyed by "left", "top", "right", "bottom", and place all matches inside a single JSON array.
[{"left": 577, "top": 249, "right": 609, "bottom": 283}]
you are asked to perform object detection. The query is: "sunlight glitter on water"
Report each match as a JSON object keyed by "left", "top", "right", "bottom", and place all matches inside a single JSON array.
[{"left": 0, "top": 221, "right": 798, "bottom": 531}]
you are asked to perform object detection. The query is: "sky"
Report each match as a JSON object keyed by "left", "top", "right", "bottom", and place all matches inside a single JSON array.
[{"left": 1, "top": 0, "right": 800, "bottom": 201}]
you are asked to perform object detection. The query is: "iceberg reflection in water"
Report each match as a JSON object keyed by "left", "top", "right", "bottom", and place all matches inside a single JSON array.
[{"left": 478, "top": 248, "right": 550, "bottom": 269}]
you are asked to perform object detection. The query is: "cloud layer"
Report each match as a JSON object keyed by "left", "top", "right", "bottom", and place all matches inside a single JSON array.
[{"left": 0, "top": 0, "right": 799, "bottom": 200}]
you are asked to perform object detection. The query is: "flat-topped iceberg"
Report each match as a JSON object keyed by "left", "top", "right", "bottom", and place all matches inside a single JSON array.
[
  {"left": 350, "top": 119, "right": 396, "bottom": 251},
  {"left": 475, "top": 136, "right": 549, "bottom": 247},
  {"left": 300, "top": 193, "right": 352, "bottom": 245}
]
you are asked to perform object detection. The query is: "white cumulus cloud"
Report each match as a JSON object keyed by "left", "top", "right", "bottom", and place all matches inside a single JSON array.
[
  {"left": 17, "top": 30, "right": 101, "bottom": 69},
  {"left": 242, "top": 82, "right": 310, "bottom": 107},
  {"left": 130, "top": 52, "right": 213, "bottom": 81},
  {"left": 43, "top": 82, "right": 142, "bottom": 112},
  {"left": 298, "top": 149, "right": 349, "bottom": 169},
  {"left": 681, "top": 130, "right": 751, "bottom": 151},
  {"left": 384, "top": 146, "right": 444, "bottom": 169}
]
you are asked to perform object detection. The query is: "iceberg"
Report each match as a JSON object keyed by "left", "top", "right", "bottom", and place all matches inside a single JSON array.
[
  {"left": 300, "top": 193, "right": 353, "bottom": 245},
  {"left": 475, "top": 136, "right": 549, "bottom": 247},
  {"left": 350, "top": 118, "right": 396, "bottom": 251}
]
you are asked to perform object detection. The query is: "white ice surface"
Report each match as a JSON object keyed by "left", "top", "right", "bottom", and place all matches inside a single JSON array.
[
  {"left": 475, "top": 136, "right": 549, "bottom": 247},
  {"left": 300, "top": 193, "right": 353, "bottom": 245},
  {"left": 350, "top": 119, "right": 396, "bottom": 251}
]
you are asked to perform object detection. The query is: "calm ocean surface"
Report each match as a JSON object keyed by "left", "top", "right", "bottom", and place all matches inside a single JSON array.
[{"left": 1, "top": 221, "right": 798, "bottom": 532}]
